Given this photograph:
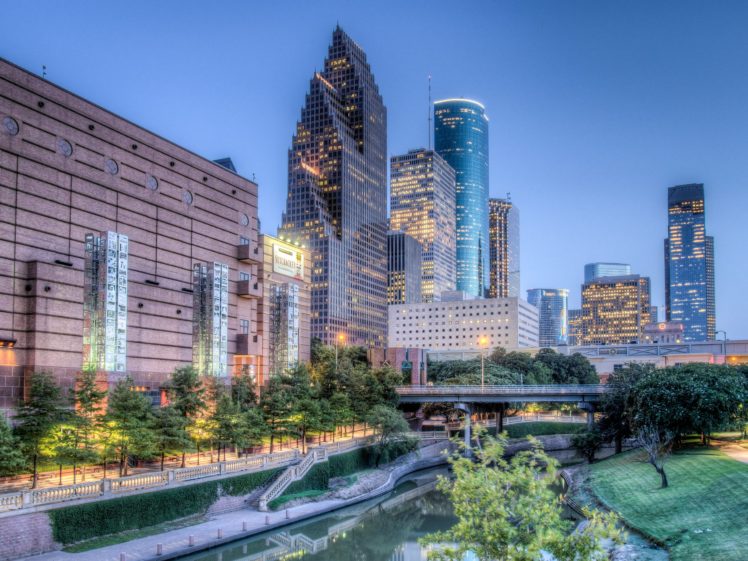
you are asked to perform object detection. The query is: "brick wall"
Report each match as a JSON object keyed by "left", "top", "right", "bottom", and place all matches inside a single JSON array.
[{"left": 0, "top": 512, "right": 59, "bottom": 561}]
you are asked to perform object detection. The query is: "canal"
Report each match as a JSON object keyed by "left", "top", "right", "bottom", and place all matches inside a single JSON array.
[{"left": 176, "top": 467, "right": 458, "bottom": 561}]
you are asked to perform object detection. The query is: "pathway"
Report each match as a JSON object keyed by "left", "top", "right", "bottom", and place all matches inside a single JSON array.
[{"left": 720, "top": 443, "right": 748, "bottom": 464}]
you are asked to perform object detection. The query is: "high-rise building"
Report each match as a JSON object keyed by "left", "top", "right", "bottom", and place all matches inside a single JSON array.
[
  {"left": 0, "top": 58, "right": 261, "bottom": 412},
  {"left": 280, "top": 28, "right": 388, "bottom": 348},
  {"left": 580, "top": 275, "right": 652, "bottom": 345},
  {"left": 488, "top": 198, "right": 520, "bottom": 298},
  {"left": 584, "top": 263, "right": 631, "bottom": 283},
  {"left": 389, "top": 149, "right": 456, "bottom": 302},
  {"left": 664, "top": 184, "right": 715, "bottom": 341},
  {"left": 434, "top": 99, "right": 489, "bottom": 297},
  {"left": 527, "top": 289, "right": 568, "bottom": 347},
  {"left": 567, "top": 309, "right": 582, "bottom": 346},
  {"left": 387, "top": 231, "right": 422, "bottom": 305}
]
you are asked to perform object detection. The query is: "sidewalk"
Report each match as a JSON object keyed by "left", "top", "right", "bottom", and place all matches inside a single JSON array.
[
  {"left": 720, "top": 443, "right": 748, "bottom": 464},
  {"left": 24, "top": 442, "right": 451, "bottom": 561}
]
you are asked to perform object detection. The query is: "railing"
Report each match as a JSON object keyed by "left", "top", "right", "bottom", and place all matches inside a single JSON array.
[
  {"left": 31, "top": 480, "right": 102, "bottom": 506},
  {"left": 0, "top": 492, "right": 23, "bottom": 512},
  {"left": 111, "top": 471, "right": 169, "bottom": 493},
  {"left": 396, "top": 384, "right": 607, "bottom": 396}
]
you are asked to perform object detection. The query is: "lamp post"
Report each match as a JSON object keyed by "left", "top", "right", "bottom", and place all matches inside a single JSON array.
[
  {"left": 478, "top": 336, "right": 489, "bottom": 388},
  {"left": 335, "top": 332, "right": 346, "bottom": 372}
]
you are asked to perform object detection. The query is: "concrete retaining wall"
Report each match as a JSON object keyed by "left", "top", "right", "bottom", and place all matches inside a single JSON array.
[{"left": 0, "top": 512, "right": 59, "bottom": 561}]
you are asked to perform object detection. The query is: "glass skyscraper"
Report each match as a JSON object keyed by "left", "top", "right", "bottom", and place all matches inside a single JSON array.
[
  {"left": 390, "top": 149, "right": 456, "bottom": 302},
  {"left": 387, "top": 231, "right": 422, "bottom": 305},
  {"left": 580, "top": 275, "right": 652, "bottom": 346},
  {"left": 434, "top": 99, "right": 489, "bottom": 297},
  {"left": 488, "top": 198, "right": 520, "bottom": 298},
  {"left": 527, "top": 288, "right": 568, "bottom": 347},
  {"left": 664, "top": 184, "right": 715, "bottom": 341},
  {"left": 584, "top": 262, "right": 631, "bottom": 283},
  {"left": 280, "top": 28, "right": 387, "bottom": 348}
]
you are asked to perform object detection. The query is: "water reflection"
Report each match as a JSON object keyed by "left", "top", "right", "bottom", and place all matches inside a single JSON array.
[{"left": 178, "top": 469, "right": 457, "bottom": 561}]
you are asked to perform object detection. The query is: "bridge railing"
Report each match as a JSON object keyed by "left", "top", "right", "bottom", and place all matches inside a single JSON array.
[{"left": 396, "top": 384, "right": 606, "bottom": 396}]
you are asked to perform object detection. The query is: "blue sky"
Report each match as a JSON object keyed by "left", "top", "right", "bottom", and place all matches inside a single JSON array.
[{"left": 3, "top": 0, "right": 747, "bottom": 337}]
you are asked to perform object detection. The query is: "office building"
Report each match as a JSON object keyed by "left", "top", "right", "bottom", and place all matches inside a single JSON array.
[
  {"left": 387, "top": 231, "right": 422, "bottom": 305},
  {"left": 527, "top": 289, "right": 569, "bottom": 347},
  {"left": 257, "top": 235, "right": 310, "bottom": 383},
  {"left": 488, "top": 198, "right": 519, "bottom": 298},
  {"left": 584, "top": 263, "right": 631, "bottom": 283},
  {"left": 389, "top": 149, "right": 456, "bottom": 302},
  {"left": 0, "top": 59, "right": 261, "bottom": 412},
  {"left": 580, "top": 275, "right": 652, "bottom": 346},
  {"left": 567, "top": 308, "right": 582, "bottom": 346},
  {"left": 641, "top": 321, "right": 684, "bottom": 345},
  {"left": 664, "top": 184, "right": 715, "bottom": 341},
  {"left": 388, "top": 294, "right": 538, "bottom": 351},
  {"left": 280, "top": 27, "right": 388, "bottom": 348},
  {"left": 434, "top": 98, "right": 489, "bottom": 297}
]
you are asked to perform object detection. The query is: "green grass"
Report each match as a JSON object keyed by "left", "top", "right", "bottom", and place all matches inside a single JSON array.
[
  {"left": 268, "top": 489, "right": 327, "bottom": 510},
  {"left": 504, "top": 422, "right": 585, "bottom": 439},
  {"left": 589, "top": 447, "right": 748, "bottom": 560}
]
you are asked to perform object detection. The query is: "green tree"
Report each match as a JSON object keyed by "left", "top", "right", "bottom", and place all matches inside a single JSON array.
[
  {"left": 211, "top": 394, "right": 243, "bottom": 461},
  {"left": 365, "top": 405, "right": 414, "bottom": 466},
  {"left": 106, "top": 377, "right": 156, "bottom": 476},
  {"left": 572, "top": 429, "right": 603, "bottom": 464},
  {"left": 420, "top": 433, "right": 622, "bottom": 560},
  {"left": 153, "top": 405, "right": 191, "bottom": 471},
  {"left": 231, "top": 367, "right": 258, "bottom": 410},
  {"left": 260, "top": 374, "right": 291, "bottom": 452},
  {"left": 0, "top": 416, "right": 25, "bottom": 476},
  {"left": 598, "top": 364, "right": 653, "bottom": 453},
  {"left": 14, "top": 371, "right": 68, "bottom": 488},
  {"left": 167, "top": 366, "right": 207, "bottom": 467},
  {"left": 71, "top": 367, "right": 107, "bottom": 480},
  {"left": 329, "top": 392, "right": 354, "bottom": 440},
  {"left": 290, "top": 398, "right": 324, "bottom": 454}
]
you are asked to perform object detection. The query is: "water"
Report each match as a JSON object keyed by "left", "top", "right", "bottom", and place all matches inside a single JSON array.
[{"left": 177, "top": 467, "right": 458, "bottom": 561}]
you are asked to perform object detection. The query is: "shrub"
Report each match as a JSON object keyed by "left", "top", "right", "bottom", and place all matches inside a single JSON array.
[{"left": 49, "top": 467, "right": 280, "bottom": 544}]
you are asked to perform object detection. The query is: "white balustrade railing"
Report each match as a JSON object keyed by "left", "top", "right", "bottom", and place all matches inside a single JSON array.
[
  {"left": 31, "top": 480, "right": 102, "bottom": 506},
  {"left": 0, "top": 492, "right": 23, "bottom": 512}
]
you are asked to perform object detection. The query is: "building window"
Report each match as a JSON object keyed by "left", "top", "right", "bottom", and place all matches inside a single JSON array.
[{"left": 240, "top": 319, "right": 249, "bottom": 335}]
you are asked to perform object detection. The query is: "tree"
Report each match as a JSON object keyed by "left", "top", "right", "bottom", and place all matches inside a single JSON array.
[
  {"left": 637, "top": 424, "right": 674, "bottom": 488},
  {"left": 260, "top": 374, "right": 291, "bottom": 452},
  {"left": 211, "top": 394, "right": 244, "bottom": 461},
  {"left": 153, "top": 405, "right": 191, "bottom": 471},
  {"left": 328, "top": 392, "right": 354, "bottom": 440},
  {"left": 231, "top": 367, "right": 258, "bottom": 410},
  {"left": 167, "top": 366, "right": 207, "bottom": 467},
  {"left": 105, "top": 377, "right": 156, "bottom": 476},
  {"left": 420, "top": 433, "right": 622, "bottom": 561},
  {"left": 572, "top": 429, "right": 603, "bottom": 464},
  {"left": 14, "top": 371, "right": 68, "bottom": 488},
  {"left": 0, "top": 416, "right": 25, "bottom": 476},
  {"left": 71, "top": 367, "right": 107, "bottom": 480},
  {"left": 290, "top": 398, "right": 324, "bottom": 454},
  {"left": 365, "top": 405, "right": 415, "bottom": 466},
  {"left": 598, "top": 364, "right": 653, "bottom": 453}
]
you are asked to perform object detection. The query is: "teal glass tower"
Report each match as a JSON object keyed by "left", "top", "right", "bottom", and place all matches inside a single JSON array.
[
  {"left": 664, "top": 184, "right": 715, "bottom": 341},
  {"left": 434, "top": 99, "right": 489, "bottom": 297}
]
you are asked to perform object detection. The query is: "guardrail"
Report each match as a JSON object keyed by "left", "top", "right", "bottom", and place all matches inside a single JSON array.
[
  {"left": 396, "top": 384, "right": 607, "bottom": 396},
  {"left": 0, "top": 447, "right": 301, "bottom": 514}
]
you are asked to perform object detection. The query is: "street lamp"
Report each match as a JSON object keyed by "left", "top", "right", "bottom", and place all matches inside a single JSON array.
[
  {"left": 335, "top": 332, "right": 346, "bottom": 372},
  {"left": 478, "top": 336, "right": 490, "bottom": 388}
]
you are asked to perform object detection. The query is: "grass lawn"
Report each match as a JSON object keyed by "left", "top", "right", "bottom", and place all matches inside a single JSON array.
[
  {"left": 589, "top": 446, "right": 748, "bottom": 560},
  {"left": 504, "top": 422, "right": 585, "bottom": 438},
  {"left": 268, "top": 489, "right": 327, "bottom": 510},
  {"left": 63, "top": 516, "right": 205, "bottom": 552}
]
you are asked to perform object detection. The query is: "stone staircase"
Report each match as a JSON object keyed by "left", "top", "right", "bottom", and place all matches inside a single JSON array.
[{"left": 258, "top": 447, "right": 327, "bottom": 511}]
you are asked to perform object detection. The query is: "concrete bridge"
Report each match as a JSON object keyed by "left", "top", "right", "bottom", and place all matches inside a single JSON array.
[{"left": 395, "top": 385, "right": 608, "bottom": 451}]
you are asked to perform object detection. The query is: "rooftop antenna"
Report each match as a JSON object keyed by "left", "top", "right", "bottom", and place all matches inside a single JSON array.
[
  {"left": 427, "top": 74, "right": 432, "bottom": 150},
  {"left": 507, "top": 191, "right": 511, "bottom": 202},
  {"left": 42, "top": 65, "right": 47, "bottom": 79}
]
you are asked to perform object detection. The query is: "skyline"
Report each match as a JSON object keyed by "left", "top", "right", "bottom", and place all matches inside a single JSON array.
[{"left": 4, "top": 1, "right": 748, "bottom": 337}]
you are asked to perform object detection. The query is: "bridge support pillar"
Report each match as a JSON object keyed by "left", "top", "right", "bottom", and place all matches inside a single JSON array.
[
  {"left": 455, "top": 402, "right": 473, "bottom": 456},
  {"left": 578, "top": 402, "right": 595, "bottom": 430},
  {"left": 496, "top": 405, "right": 504, "bottom": 435}
]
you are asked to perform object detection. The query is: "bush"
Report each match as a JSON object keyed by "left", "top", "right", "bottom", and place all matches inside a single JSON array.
[{"left": 49, "top": 467, "right": 280, "bottom": 544}]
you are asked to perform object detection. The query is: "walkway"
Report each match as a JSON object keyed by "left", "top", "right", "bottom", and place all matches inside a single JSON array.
[
  {"left": 396, "top": 384, "right": 606, "bottom": 404},
  {"left": 720, "top": 443, "right": 748, "bottom": 464}
]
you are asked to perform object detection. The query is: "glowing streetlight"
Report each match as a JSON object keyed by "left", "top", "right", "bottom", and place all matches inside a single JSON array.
[
  {"left": 335, "top": 332, "right": 347, "bottom": 372},
  {"left": 478, "top": 336, "right": 490, "bottom": 388}
]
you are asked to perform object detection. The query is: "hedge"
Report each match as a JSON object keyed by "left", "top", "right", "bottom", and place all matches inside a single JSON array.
[{"left": 49, "top": 467, "right": 280, "bottom": 544}]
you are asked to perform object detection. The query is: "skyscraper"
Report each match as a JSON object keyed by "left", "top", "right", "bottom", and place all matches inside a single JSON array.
[
  {"left": 434, "top": 99, "right": 489, "bottom": 297},
  {"left": 387, "top": 231, "right": 422, "bottom": 305},
  {"left": 488, "top": 198, "right": 520, "bottom": 298},
  {"left": 527, "top": 289, "right": 568, "bottom": 347},
  {"left": 580, "top": 275, "right": 652, "bottom": 345},
  {"left": 280, "top": 28, "right": 387, "bottom": 347},
  {"left": 390, "top": 149, "right": 456, "bottom": 302},
  {"left": 584, "top": 263, "right": 631, "bottom": 283},
  {"left": 664, "top": 184, "right": 715, "bottom": 341}
]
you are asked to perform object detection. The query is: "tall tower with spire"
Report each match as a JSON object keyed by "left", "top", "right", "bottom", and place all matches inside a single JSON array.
[{"left": 280, "top": 28, "right": 388, "bottom": 348}]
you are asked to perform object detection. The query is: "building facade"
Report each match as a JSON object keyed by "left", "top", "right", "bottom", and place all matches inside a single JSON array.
[
  {"left": 434, "top": 99, "right": 489, "bottom": 298},
  {"left": 567, "top": 308, "right": 582, "bottom": 346},
  {"left": 584, "top": 262, "right": 631, "bottom": 283},
  {"left": 0, "top": 58, "right": 261, "bottom": 412},
  {"left": 580, "top": 275, "right": 652, "bottom": 346},
  {"left": 641, "top": 321, "right": 684, "bottom": 345},
  {"left": 664, "top": 184, "right": 715, "bottom": 341},
  {"left": 488, "top": 198, "right": 519, "bottom": 298},
  {"left": 389, "top": 149, "right": 456, "bottom": 302},
  {"left": 257, "top": 234, "right": 310, "bottom": 384},
  {"left": 388, "top": 294, "right": 539, "bottom": 351},
  {"left": 280, "top": 27, "right": 388, "bottom": 348},
  {"left": 526, "top": 288, "right": 568, "bottom": 347},
  {"left": 387, "top": 231, "right": 422, "bottom": 305}
]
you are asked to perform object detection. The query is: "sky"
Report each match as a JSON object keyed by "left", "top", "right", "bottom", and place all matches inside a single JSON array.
[{"left": 3, "top": 0, "right": 748, "bottom": 338}]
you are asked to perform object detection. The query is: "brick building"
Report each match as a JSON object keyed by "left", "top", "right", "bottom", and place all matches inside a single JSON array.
[{"left": 0, "top": 58, "right": 262, "bottom": 413}]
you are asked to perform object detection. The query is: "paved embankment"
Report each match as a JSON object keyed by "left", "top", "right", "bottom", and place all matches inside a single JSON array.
[{"left": 21, "top": 441, "right": 452, "bottom": 561}]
